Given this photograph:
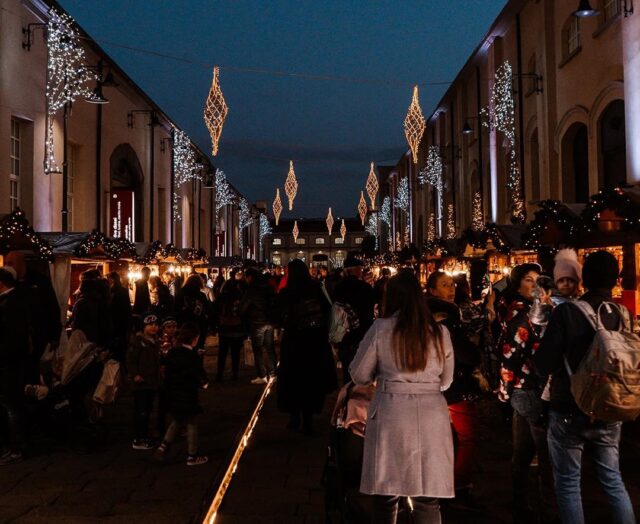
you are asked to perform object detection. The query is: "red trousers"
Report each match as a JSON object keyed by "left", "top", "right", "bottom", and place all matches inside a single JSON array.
[{"left": 449, "top": 400, "right": 478, "bottom": 490}]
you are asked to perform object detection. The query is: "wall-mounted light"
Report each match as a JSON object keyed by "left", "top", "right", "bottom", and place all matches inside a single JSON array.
[{"left": 573, "top": 0, "right": 599, "bottom": 17}]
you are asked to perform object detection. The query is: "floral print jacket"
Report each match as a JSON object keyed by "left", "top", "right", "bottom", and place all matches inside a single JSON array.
[{"left": 497, "top": 295, "right": 542, "bottom": 402}]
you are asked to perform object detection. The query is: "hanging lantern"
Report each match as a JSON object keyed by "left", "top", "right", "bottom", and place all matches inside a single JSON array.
[
  {"left": 340, "top": 219, "right": 347, "bottom": 240},
  {"left": 292, "top": 220, "right": 299, "bottom": 242},
  {"left": 326, "top": 207, "right": 334, "bottom": 235},
  {"left": 366, "top": 162, "right": 379, "bottom": 209},
  {"left": 358, "top": 191, "right": 368, "bottom": 225},
  {"left": 284, "top": 160, "right": 298, "bottom": 211},
  {"left": 403, "top": 85, "right": 426, "bottom": 164},
  {"left": 273, "top": 188, "right": 283, "bottom": 226},
  {"left": 204, "top": 67, "right": 228, "bottom": 156}
]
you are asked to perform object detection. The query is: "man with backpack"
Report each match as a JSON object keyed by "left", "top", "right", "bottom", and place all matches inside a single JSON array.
[{"left": 535, "top": 250, "right": 637, "bottom": 524}]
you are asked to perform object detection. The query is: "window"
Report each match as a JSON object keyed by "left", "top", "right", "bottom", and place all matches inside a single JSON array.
[
  {"left": 10, "top": 118, "right": 20, "bottom": 211},
  {"left": 334, "top": 252, "right": 345, "bottom": 267},
  {"left": 315, "top": 237, "right": 325, "bottom": 245},
  {"left": 562, "top": 17, "right": 581, "bottom": 61},
  {"left": 295, "top": 238, "right": 306, "bottom": 245},
  {"left": 602, "top": 0, "right": 621, "bottom": 22},
  {"left": 67, "top": 145, "right": 78, "bottom": 230},
  {"left": 334, "top": 237, "right": 344, "bottom": 245},
  {"left": 355, "top": 237, "right": 363, "bottom": 245},
  {"left": 272, "top": 238, "right": 282, "bottom": 245}
]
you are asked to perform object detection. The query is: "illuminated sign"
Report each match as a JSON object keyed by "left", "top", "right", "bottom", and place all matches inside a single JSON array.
[{"left": 110, "top": 190, "right": 135, "bottom": 242}]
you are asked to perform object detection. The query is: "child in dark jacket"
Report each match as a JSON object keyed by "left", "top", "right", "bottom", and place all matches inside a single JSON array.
[
  {"left": 127, "top": 313, "right": 161, "bottom": 450},
  {"left": 155, "top": 322, "right": 208, "bottom": 466}
]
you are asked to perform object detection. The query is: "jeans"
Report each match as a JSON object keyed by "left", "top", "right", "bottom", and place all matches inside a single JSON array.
[
  {"left": 250, "top": 324, "right": 276, "bottom": 378},
  {"left": 510, "top": 389, "right": 556, "bottom": 520},
  {"left": 547, "top": 410, "right": 636, "bottom": 524},
  {"left": 133, "top": 389, "right": 156, "bottom": 441},
  {"left": 372, "top": 496, "right": 440, "bottom": 524},
  {"left": 163, "top": 415, "right": 198, "bottom": 455},
  {"left": 448, "top": 400, "right": 478, "bottom": 490},
  {"left": 217, "top": 336, "right": 243, "bottom": 380}
]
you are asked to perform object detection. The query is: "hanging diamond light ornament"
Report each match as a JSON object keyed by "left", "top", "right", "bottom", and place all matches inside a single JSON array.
[
  {"left": 358, "top": 191, "right": 368, "bottom": 225},
  {"left": 292, "top": 220, "right": 299, "bottom": 243},
  {"left": 203, "top": 67, "right": 228, "bottom": 156},
  {"left": 326, "top": 208, "right": 334, "bottom": 235},
  {"left": 284, "top": 160, "right": 298, "bottom": 211},
  {"left": 403, "top": 85, "right": 426, "bottom": 164},
  {"left": 273, "top": 188, "right": 283, "bottom": 226},
  {"left": 366, "top": 162, "right": 379, "bottom": 209},
  {"left": 340, "top": 219, "right": 347, "bottom": 240}
]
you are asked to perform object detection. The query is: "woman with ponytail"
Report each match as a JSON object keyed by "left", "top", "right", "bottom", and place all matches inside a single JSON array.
[{"left": 350, "top": 270, "right": 454, "bottom": 524}]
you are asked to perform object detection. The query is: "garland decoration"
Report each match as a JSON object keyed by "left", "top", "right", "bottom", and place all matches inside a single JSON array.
[{"left": 0, "top": 209, "right": 54, "bottom": 261}]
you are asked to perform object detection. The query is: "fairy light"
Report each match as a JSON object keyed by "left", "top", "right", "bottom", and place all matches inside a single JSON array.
[
  {"left": 403, "top": 85, "right": 426, "bottom": 164},
  {"left": 238, "top": 198, "right": 253, "bottom": 256},
  {"left": 173, "top": 129, "right": 203, "bottom": 221},
  {"left": 214, "top": 169, "right": 235, "bottom": 226},
  {"left": 203, "top": 67, "right": 228, "bottom": 156},
  {"left": 380, "top": 196, "right": 391, "bottom": 228},
  {"left": 472, "top": 191, "right": 483, "bottom": 231},
  {"left": 366, "top": 212, "right": 378, "bottom": 250},
  {"left": 395, "top": 176, "right": 409, "bottom": 214},
  {"left": 427, "top": 212, "right": 436, "bottom": 242},
  {"left": 272, "top": 189, "right": 283, "bottom": 226},
  {"left": 284, "top": 161, "right": 298, "bottom": 211},
  {"left": 326, "top": 207, "right": 334, "bottom": 235},
  {"left": 259, "top": 213, "right": 272, "bottom": 254},
  {"left": 292, "top": 220, "right": 299, "bottom": 243},
  {"left": 481, "top": 61, "right": 525, "bottom": 223},
  {"left": 358, "top": 191, "right": 368, "bottom": 225},
  {"left": 419, "top": 145, "right": 444, "bottom": 219},
  {"left": 44, "top": 9, "right": 97, "bottom": 174},
  {"left": 366, "top": 162, "right": 379, "bottom": 209},
  {"left": 340, "top": 218, "right": 347, "bottom": 240},
  {"left": 0, "top": 209, "right": 53, "bottom": 261},
  {"left": 446, "top": 204, "right": 456, "bottom": 239}
]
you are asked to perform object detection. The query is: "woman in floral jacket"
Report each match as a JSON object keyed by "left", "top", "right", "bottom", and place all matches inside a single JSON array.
[{"left": 497, "top": 263, "right": 556, "bottom": 524}]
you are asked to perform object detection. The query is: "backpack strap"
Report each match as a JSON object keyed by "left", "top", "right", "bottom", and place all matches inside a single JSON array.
[
  {"left": 572, "top": 300, "right": 599, "bottom": 330},
  {"left": 596, "top": 301, "right": 631, "bottom": 333}
]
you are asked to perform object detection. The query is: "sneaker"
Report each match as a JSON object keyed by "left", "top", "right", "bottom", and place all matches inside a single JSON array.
[
  {"left": 0, "top": 451, "right": 23, "bottom": 466},
  {"left": 186, "top": 454, "right": 209, "bottom": 466},
  {"left": 250, "top": 377, "right": 268, "bottom": 385},
  {"left": 132, "top": 439, "right": 154, "bottom": 450},
  {"left": 155, "top": 442, "right": 169, "bottom": 461}
]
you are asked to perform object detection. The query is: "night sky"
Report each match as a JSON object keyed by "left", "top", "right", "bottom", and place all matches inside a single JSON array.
[{"left": 59, "top": 0, "right": 507, "bottom": 219}]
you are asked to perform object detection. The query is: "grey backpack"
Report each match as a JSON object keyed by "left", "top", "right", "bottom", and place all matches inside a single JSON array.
[{"left": 565, "top": 301, "right": 640, "bottom": 422}]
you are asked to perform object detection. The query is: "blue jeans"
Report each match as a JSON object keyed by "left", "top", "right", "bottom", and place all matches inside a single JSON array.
[
  {"left": 547, "top": 410, "right": 636, "bottom": 524},
  {"left": 250, "top": 324, "right": 276, "bottom": 378}
]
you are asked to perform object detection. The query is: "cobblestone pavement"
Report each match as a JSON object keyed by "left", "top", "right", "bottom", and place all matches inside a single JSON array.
[
  {"left": 219, "top": 397, "right": 640, "bottom": 524},
  {"left": 0, "top": 337, "right": 262, "bottom": 524}
]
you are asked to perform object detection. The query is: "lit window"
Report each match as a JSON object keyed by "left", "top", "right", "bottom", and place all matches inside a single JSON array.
[
  {"left": 272, "top": 238, "right": 282, "bottom": 245},
  {"left": 355, "top": 237, "right": 363, "bottom": 245},
  {"left": 9, "top": 118, "right": 20, "bottom": 211},
  {"left": 334, "top": 237, "right": 344, "bottom": 245},
  {"left": 315, "top": 237, "right": 325, "bottom": 245},
  {"left": 295, "top": 238, "right": 306, "bottom": 245}
]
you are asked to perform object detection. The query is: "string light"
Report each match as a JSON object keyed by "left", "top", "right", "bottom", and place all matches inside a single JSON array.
[
  {"left": 419, "top": 146, "right": 444, "bottom": 220},
  {"left": 75, "top": 230, "right": 137, "bottom": 260},
  {"left": 284, "top": 160, "right": 298, "bottom": 211},
  {"left": 272, "top": 189, "right": 283, "bottom": 226},
  {"left": 173, "top": 129, "right": 203, "bottom": 221},
  {"left": 472, "top": 191, "right": 483, "bottom": 231},
  {"left": 340, "top": 218, "right": 347, "bottom": 240},
  {"left": 44, "top": 9, "right": 97, "bottom": 174},
  {"left": 259, "top": 213, "right": 272, "bottom": 254},
  {"left": 582, "top": 188, "right": 640, "bottom": 231},
  {"left": 358, "top": 191, "right": 368, "bottom": 225},
  {"left": 238, "top": 198, "right": 253, "bottom": 256},
  {"left": 0, "top": 209, "right": 53, "bottom": 261},
  {"left": 403, "top": 85, "right": 426, "bottom": 164},
  {"left": 380, "top": 196, "right": 392, "bottom": 228},
  {"left": 292, "top": 220, "right": 299, "bottom": 243},
  {"left": 395, "top": 231, "right": 402, "bottom": 251},
  {"left": 481, "top": 61, "right": 525, "bottom": 223},
  {"left": 395, "top": 176, "right": 410, "bottom": 214},
  {"left": 446, "top": 203, "right": 456, "bottom": 239},
  {"left": 326, "top": 207, "right": 334, "bottom": 235},
  {"left": 203, "top": 67, "right": 228, "bottom": 156},
  {"left": 427, "top": 212, "right": 436, "bottom": 243},
  {"left": 215, "top": 169, "right": 235, "bottom": 226},
  {"left": 366, "top": 162, "right": 379, "bottom": 209},
  {"left": 366, "top": 212, "right": 379, "bottom": 250}
]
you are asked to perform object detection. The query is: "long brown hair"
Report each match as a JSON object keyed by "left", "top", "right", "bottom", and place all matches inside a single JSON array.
[{"left": 382, "top": 270, "right": 443, "bottom": 371}]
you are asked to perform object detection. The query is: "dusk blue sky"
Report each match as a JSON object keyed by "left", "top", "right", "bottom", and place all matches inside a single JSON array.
[{"left": 59, "top": 0, "right": 507, "bottom": 218}]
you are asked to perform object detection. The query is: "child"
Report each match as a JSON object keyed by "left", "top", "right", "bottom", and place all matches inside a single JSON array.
[
  {"left": 155, "top": 322, "right": 208, "bottom": 466},
  {"left": 156, "top": 317, "right": 178, "bottom": 435},
  {"left": 127, "top": 313, "right": 161, "bottom": 450}
]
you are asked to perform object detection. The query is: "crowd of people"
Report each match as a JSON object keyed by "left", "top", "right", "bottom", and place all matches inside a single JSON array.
[{"left": 0, "top": 247, "right": 637, "bottom": 524}]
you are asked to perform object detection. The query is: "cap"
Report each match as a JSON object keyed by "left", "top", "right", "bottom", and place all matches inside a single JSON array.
[
  {"left": 143, "top": 313, "right": 160, "bottom": 325},
  {"left": 162, "top": 316, "right": 178, "bottom": 327}
]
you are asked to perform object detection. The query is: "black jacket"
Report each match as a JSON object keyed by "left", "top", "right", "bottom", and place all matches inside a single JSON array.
[
  {"left": 133, "top": 280, "right": 151, "bottom": 315},
  {"left": 0, "top": 288, "right": 30, "bottom": 396},
  {"left": 240, "top": 279, "right": 275, "bottom": 327},
  {"left": 535, "top": 290, "right": 622, "bottom": 414},
  {"left": 164, "top": 345, "right": 204, "bottom": 418},
  {"left": 333, "top": 276, "right": 375, "bottom": 347}
]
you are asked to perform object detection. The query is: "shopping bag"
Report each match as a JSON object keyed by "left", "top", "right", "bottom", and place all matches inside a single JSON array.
[{"left": 93, "top": 359, "right": 121, "bottom": 405}]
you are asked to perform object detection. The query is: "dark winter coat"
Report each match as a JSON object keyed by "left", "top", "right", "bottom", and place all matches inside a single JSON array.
[
  {"left": 71, "top": 282, "right": 112, "bottom": 346},
  {"left": 0, "top": 288, "right": 30, "bottom": 397},
  {"left": 18, "top": 270, "right": 61, "bottom": 357},
  {"left": 426, "top": 297, "right": 482, "bottom": 404},
  {"left": 333, "top": 276, "right": 376, "bottom": 347},
  {"left": 164, "top": 345, "right": 204, "bottom": 419},
  {"left": 133, "top": 279, "right": 151, "bottom": 315},
  {"left": 127, "top": 333, "right": 161, "bottom": 391},
  {"left": 275, "top": 283, "right": 337, "bottom": 414},
  {"left": 239, "top": 278, "right": 275, "bottom": 327},
  {"left": 216, "top": 280, "right": 247, "bottom": 339}
]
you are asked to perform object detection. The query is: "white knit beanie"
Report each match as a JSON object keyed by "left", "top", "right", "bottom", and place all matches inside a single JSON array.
[{"left": 553, "top": 248, "right": 582, "bottom": 283}]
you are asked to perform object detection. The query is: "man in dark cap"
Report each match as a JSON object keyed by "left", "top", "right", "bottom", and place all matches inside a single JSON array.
[
  {"left": 333, "top": 254, "right": 375, "bottom": 383},
  {"left": 535, "top": 250, "right": 636, "bottom": 523}
]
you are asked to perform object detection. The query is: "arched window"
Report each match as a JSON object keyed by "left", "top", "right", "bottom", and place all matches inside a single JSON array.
[
  {"left": 598, "top": 99, "right": 627, "bottom": 190},
  {"left": 562, "top": 16, "right": 581, "bottom": 61},
  {"left": 561, "top": 123, "right": 589, "bottom": 203}
]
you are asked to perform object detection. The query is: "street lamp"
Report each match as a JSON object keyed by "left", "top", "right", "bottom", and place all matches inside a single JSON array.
[{"left": 573, "top": 0, "right": 599, "bottom": 17}]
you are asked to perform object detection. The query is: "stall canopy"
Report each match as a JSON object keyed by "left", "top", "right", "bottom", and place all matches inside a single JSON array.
[
  {"left": 40, "top": 231, "right": 137, "bottom": 260},
  {"left": 521, "top": 200, "right": 585, "bottom": 251},
  {"left": 0, "top": 208, "right": 53, "bottom": 261},
  {"left": 484, "top": 223, "right": 528, "bottom": 254}
]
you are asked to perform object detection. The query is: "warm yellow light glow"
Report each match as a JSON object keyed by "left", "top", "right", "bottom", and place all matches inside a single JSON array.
[
  {"left": 358, "top": 191, "right": 368, "bottom": 225},
  {"left": 326, "top": 208, "right": 334, "bottom": 235},
  {"left": 204, "top": 67, "right": 229, "bottom": 156},
  {"left": 284, "top": 160, "right": 298, "bottom": 211},
  {"left": 292, "top": 220, "right": 299, "bottom": 242},
  {"left": 340, "top": 219, "right": 346, "bottom": 240},
  {"left": 403, "top": 85, "right": 426, "bottom": 164},
  {"left": 273, "top": 189, "right": 283, "bottom": 226},
  {"left": 366, "top": 162, "right": 379, "bottom": 209},
  {"left": 472, "top": 191, "right": 483, "bottom": 231},
  {"left": 446, "top": 203, "right": 456, "bottom": 239}
]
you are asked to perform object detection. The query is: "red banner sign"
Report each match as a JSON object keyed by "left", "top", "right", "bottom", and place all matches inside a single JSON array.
[{"left": 110, "top": 190, "right": 135, "bottom": 242}]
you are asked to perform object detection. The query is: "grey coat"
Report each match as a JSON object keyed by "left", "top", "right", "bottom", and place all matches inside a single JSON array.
[{"left": 349, "top": 317, "right": 455, "bottom": 498}]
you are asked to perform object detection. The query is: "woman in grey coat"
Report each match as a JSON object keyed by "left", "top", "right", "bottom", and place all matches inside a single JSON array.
[{"left": 350, "top": 270, "right": 455, "bottom": 524}]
